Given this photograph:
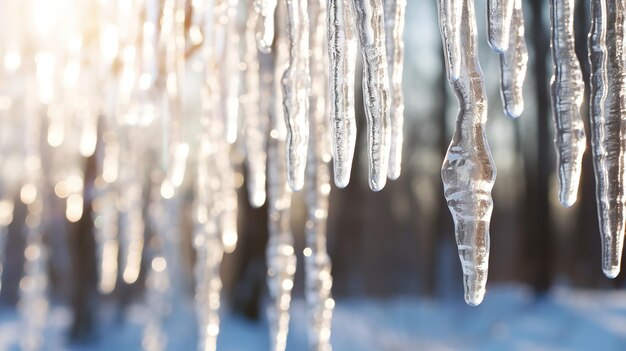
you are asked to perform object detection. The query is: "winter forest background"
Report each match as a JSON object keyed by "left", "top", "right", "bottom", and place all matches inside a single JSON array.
[{"left": 1, "top": 0, "right": 626, "bottom": 350}]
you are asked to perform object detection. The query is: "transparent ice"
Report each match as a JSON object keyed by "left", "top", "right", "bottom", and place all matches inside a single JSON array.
[
  {"left": 550, "top": 0, "right": 586, "bottom": 207},
  {"left": 437, "top": 0, "right": 496, "bottom": 306},
  {"left": 588, "top": 0, "right": 626, "bottom": 278}
]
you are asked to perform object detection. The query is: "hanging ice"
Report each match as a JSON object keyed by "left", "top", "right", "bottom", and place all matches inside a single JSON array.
[
  {"left": 118, "top": 135, "right": 146, "bottom": 285},
  {"left": 19, "top": 79, "right": 48, "bottom": 351},
  {"left": 439, "top": 0, "right": 463, "bottom": 80},
  {"left": 282, "top": 0, "right": 310, "bottom": 191},
  {"left": 437, "top": 0, "right": 496, "bottom": 306},
  {"left": 588, "top": 0, "right": 626, "bottom": 278},
  {"left": 161, "top": 0, "right": 190, "bottom": 196},
  {"left": 327, "top": 0, "right": 358, "bottom": 188},
  {"left": 255, "top": 0, "right": 278, "bottom": 52},
  {"left": 550, "top": 0, "right": 586, "bottom": 207},
  {"left": 497, "top": 0, "right": 527, "bottom": 118},
  {"left": 215, "top": 0, "right": 241, "bottom": 145},
  {"left": 304, "top": 0, "right": 334, "bottom": 349},
  {"left": 93, "top": 186, "right": 119, "bottom": 294},
  {"left": 0, "top": 199, "right": 13, "bottom": 291},
  {"left": 192, "top": 21, "right": 227, "bottom": 351},
  {"left": 353, "top": 0, "right": 392, "bottom": 191},
  {"left": 194, "top": 134, "right": 225, "bottom": 351},
  {"left": 487, "top": 0, "right": 514, "bottom": 53},
  {"left": 267, "top": 10, "right": 296, "bottom": 350},
  {"left": 326, "top": 0, "right": 394, "bottom": 190},
  {"left": 384, "top": 0, "right": 406, "bottom": 180},
  {"left": 243, "top": 0, "right": 268, "bottom": 208}
]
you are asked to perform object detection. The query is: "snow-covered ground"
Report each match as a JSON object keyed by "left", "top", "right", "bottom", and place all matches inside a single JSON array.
[{"left": 1, "top": 285, "right": 625, "bottom": 350}]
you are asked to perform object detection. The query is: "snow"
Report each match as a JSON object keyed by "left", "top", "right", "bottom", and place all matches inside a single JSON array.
[{"left": 0, "top": 285, "right": 625, "bottom": 350}]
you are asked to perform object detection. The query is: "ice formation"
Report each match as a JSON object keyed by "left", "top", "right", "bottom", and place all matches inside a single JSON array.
[
  {"left": 588, "top": 0, "right": 626, "bottom": 278},
  {"left": 305, "top": 1, "right": 334, "bottom": 349},
  {"left": 550, "top": 0, "right": 586, "bottom": 207},
  {"left": 327, "top": 0, "right": 358, "bottom": 188},
  {"left": 437, "top": 0, "right": 496, "bottom": 306},
  {"left": 282, "top": 0, "right": 310, "bottom": 191},
  {"left": 384, "top": 0, "right": 407, "bottom": 180},
  {"left": 497, "top": 0, "right": 527, "bottom": 119}
]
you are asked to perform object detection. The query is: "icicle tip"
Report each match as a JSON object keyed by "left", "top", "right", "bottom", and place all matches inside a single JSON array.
[
  {"left": 333, "top": 168, "right": 351, "bottom": 189},
  {"left": 464, "top": 285, "right": 485, "bottom": 306},
  {"left": 387, "top": 166, "right": 401, "bottom": 181},
  {"left": 503, "top": 102, "right": 523, "bottom": 119},
  {"left": 558, "top": 190, "right": 577, "bottom": 208},
  {"left": 288, "top": 177, "right": 304, "bottom": 192},
  {"left": 369, "top": 176, "right": 387, "bottom": 192},
  {"left": 250, "top": 192, "right": 267, "bottom": 208},
  {"left": 603, "top": 265, "right": 620, "bottom": 279}
]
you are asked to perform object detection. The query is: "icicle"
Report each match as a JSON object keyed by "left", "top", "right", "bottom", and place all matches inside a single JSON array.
[
  {"left": 550, "top": 0, "right": 586, "bottom": 207},
  {"left": 93, "top": 186, "right": 119, "bottom": 294},
  {"left": 282, "top": 0, "right": 310, "bottom": 191},
  {"left": 161, "top": 0, "right": 189, "bottom": 196},
  {"left": 267, "top": 8, "right": 296, "bottom": 350},
  {"left": 487, "top": 0, "right": 514, "bottom": 53},
  {"left": 194, "top": 67, "right": 225, "bottom": 351},
  {"left": 20, "top": 185, "right": 48, "bottom": 351},
  {"left": 217, "top": 147, "right": 239, "bottom": 254},
  {"left": 119, "top": 178, "right": 145, "bottom": 285},
  {"left": 497, "top": 0, "right": 527, "bottom": 118},
  {"left": 384, "top": 0, "right": 406, "bottom": 181},
  {"left": 118, "top": 133, "right": 146, "bottom": 285},
  {"left": 438, "top": 0, "right": 496, "bottom": 306},
  {"left": 193, "top": 4, "right": 225, "bottom": 347},
  {"left": 254, "top": 0, "right": 277, "bottom": 52},
  {"left": 79, "top": 107, "right": 98, "bottom": 157},
  {"left": 327, "top": 0, "right": 358, "bottom": 188},
  {"left": 143, "top": 253, "right": 169, "bottom": 351},
  {"left": 194, "top": 136, "right": 225, "bottom": 351},
  {"left": 144, "top": 179, "right": 183, "bottom": 351},
  {"left": 19, "top": 75, "right": 48, "bottom": 351},
  {"left": 216, "top": 0, "right": 241, "bottom": 144},
  {"left": 243, "top": 0, "right": 268, "bottom": 208},
  {"left": 353, "top": 0, "right": 392, "bottom": 191},
  {"left": 0, "top": 199, "right": 13, "bottom": 291},
  {"left": 95, "top": 133, "right": 120, "bottom": 293},
  {"left": 304, "top": 1, "right": 334, "bottom": 349},
  {"left": 439, "top": 0, "right": 463, "bottom": 80},
  {"left": 588, "top": 0, "right": 626, "bottom": 278}
]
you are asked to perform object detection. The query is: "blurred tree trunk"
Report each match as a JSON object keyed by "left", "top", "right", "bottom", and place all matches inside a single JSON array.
[{"left": 525, "top": 0, "right": 553, "bottom": 295}]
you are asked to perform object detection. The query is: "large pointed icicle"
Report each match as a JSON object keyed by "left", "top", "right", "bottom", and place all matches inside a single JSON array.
[
  {"left": 487, "top": 0, "right": 514, "bottom": 52},
  {"left": 498, "top": 0, "right": 527, "bottom": 118},
  {"left": 254, "top": 0, "right": 278, "bottom": 52},
  {"left": 304, "top": 1, "right": 334, "bottom": 349},
  {"left": 353, "top": 0, "right": 392, "bottom": 191},
  {"left": 588, "top": 0, "right": 626, "bottom": 278},
  {"left": 282, "top": 0, "right": 310, "bottom": 191},
  {"left": 384, "top": 0, "right": 406, "bottom": 180},
  {"left": 327, "top": 0, "right": 358, "bottom": 188},
  {"left": 267, "top": 10, "right": 296, "bottom": 350},
  {"left": 437, "top": 0, "right": 496, "bottom": 306},
  {"left": 550, "top": 0, "right": 586, "bottom": 207},
  {"left": 243, "top": 0, "right": 267, "bottom": 208}
]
